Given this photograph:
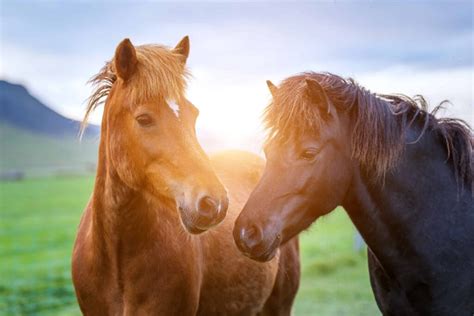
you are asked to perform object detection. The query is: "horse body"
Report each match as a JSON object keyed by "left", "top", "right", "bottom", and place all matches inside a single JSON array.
[
  {"left": 234, "top": 72, "right": 473, "bottom": 315},
  {"left": 200, "top": 152, "right": 300, "bottom": 316},
  {"left": 72, "top": 37, "right": 299, "bottom": 315},
  {"left": 345, "top": 126, "right": 474, "bottom": 315}
]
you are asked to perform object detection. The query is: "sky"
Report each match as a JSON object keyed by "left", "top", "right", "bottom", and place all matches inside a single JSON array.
[{"left": 1, "top": 0, "right": 473, "bottom": 153}]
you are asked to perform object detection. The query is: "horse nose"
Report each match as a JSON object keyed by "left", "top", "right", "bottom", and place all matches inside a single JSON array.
[
  {"left": 197, "top": 196, "right": 219, "bottom": 220},
  {"left": 238, "top": 224, "right": 264, "bottom": 253}
]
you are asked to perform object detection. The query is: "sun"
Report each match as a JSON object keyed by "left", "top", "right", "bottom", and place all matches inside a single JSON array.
[{"left": 187, "top": 75, "right": 271, "bottom": 153}]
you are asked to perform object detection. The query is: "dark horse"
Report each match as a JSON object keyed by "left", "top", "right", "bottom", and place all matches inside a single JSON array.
[{"left": 234, "top": 72, "right": 474, "bottom": 315}]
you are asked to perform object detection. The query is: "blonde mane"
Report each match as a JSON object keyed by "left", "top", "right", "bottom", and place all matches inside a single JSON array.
[{"left": 80, "top": 44, "right": 190, "bottom": 136}]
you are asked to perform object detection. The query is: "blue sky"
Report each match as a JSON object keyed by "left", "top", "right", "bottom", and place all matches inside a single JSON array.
[{"left": 1, "top": 1, "right": 472, "bottom": 152}]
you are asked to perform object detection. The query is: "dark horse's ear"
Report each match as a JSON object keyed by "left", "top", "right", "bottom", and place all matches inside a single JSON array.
[
  {"left": 173, "top": 35, "right": 190, "bottom": 64},
  {"left": 305, "top": 78, "right": 333, "bottom": 116},
  {"left": 114, "top": 38, "right": 138, "bottom": 81},
  {"left": 266, "top": 80, "right": 278, "bottom": 98}
]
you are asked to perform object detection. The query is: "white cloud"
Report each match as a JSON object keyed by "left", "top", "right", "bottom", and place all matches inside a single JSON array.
[
  {"left": 1, "top": 42, "right": 472, "bottom": 156},
  {"left": 0, "top": 43, "right": 106, "bottom": 123},
  {"left": 356, "top": 66, "right": 473, "bottom": 126},
  {"left": 1, "top": 2, "right": 471, "bottom": 155}
]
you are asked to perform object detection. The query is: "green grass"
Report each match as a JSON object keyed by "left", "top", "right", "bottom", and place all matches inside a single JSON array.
[
  {"left": 294, "top": 212, "right": 379, "bottom": 315},
  {"left": 0, "top": 123, "right": 98, "bottom": 177},
  {"left": 0, "top": 176, "right": 379, "bottom": 315},
  {"left": 0, "top": 176, "right": 92, "bottom": 316}
]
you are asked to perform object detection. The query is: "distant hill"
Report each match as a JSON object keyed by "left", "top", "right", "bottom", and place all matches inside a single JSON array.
[
  {"left": 0, "top": 122, "right": 98, "bottom": 177},
  {"left": 0, "top": 80, "right": 99, "bottom": 178},
  {"left": 0, "top": 80, "right": 99, "bottom": 138}
]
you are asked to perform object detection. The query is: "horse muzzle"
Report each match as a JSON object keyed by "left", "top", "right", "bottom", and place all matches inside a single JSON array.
[
  {"left": 178, "top": 194, "right": 229, "bottom": 234},
  {"left": 233, "top": 222, "right": 281, "bottom": 262}
]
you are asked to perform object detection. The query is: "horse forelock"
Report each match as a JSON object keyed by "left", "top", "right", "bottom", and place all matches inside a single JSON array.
[
  {"left": 264, "top": 73, "right": 326, "bottom": 146},
  {"left": 264, "top": 72, "right": 473, "bottom": 188},
  {"left": 80, "top": 44, "right": 189, "bottom": 137}
]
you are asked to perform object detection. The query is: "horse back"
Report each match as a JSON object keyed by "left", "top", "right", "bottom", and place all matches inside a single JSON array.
[
  {"left": 210, "top": 150, "right": 265, "bottom": 204},
  {"left": 207, "top": 150, "right": 301, "bottom": 315}
]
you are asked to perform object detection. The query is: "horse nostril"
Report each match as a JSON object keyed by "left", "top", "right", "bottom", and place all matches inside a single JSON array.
[
  {"left": 197, "top": 196, "right": 219, "bottom": 218},
  {"left": 239, "top": 224, "right": 263, "bottom": 250}
]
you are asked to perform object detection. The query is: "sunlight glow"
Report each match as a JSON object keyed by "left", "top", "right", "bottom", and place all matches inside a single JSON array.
[{"left": 187, "top": 68, "right": 270, "bottom": 153}]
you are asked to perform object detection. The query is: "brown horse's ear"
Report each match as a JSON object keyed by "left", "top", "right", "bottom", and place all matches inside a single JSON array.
[
  {"left": 173, "top": 35, "right": 190, "bottom": 63},
  {"left": 114, "top": 38, "right": 138, "bottom": 81},
  {"left": 305, "top": 78, "right": 332, "bottom": 116},
  {"left": 266, "top": 80, "right": 278, "bottom": 97}
]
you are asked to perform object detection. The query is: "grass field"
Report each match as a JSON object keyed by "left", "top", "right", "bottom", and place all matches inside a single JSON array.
[
  {"left": 0, "top": 123, "right": 98, "bottom": 177},
  {"left": 0, "top": 176, "right": 379, "bottom": 315}
]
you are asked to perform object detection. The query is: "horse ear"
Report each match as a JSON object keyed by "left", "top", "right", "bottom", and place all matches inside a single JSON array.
[
  {"left": 305, "top": 78, "right": 332, "bottom": 116},
  {"left": 173, "top": 35, "right": 190, "bottom": 63},
  {"left": 114, "top": 38, "right": 138, "bottom": 81},
  {"left": 266, "top": 80, "right": 278, "bottom": 97}
]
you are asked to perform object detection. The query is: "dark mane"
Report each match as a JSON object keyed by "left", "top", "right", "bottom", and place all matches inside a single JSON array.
[{"left": 264, "top": 72, "right": 473, "bottom": 188}]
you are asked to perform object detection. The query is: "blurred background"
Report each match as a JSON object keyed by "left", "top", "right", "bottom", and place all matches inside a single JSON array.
[{"left": 0, "top": 1, "right": 472, "bottom": 315}]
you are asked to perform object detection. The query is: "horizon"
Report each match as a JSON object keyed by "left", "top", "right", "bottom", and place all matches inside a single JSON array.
[{"left": 1, "top": 1, "right": 472, "bottom": 153}]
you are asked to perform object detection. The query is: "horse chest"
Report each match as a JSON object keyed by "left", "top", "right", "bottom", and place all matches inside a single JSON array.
[
  {"left": 367, "top": 250, "right": 474, "bottom": 315},
  {"left": 197, "top": 246, "right": 279, "bottom": 315},
  {"left": 74, "top": 217, "right": 203, "bottom": 314}
]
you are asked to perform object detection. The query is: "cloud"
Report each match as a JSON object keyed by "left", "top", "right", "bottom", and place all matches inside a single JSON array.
[
  {"left": 356, "top": 66, "right": 473, "bottom": 125},
  {"left": 0, "top": 43, "right": 106, "bottom": 122},
  {"left": 1, "top": 1, "right": 472, "bottom": 153}
]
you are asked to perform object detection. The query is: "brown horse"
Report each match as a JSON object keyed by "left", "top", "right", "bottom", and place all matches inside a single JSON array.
[{"left": 71, "top": 37, "right": 300, "bottom": 315}]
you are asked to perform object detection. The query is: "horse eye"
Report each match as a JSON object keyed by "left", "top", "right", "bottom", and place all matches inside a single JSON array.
[
  {"left": 136, "top": 114, "right": 154, "bottom": 127},
  {"left": 299, "top": 148, "right": 318, "bottom": 160}
]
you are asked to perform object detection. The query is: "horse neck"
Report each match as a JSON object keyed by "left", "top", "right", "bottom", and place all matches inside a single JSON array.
[
  {"left": 89, "top": 120, "right": 174, "bottom": 251},
  {"left": 342, "top": 125, "right": 470, "bottom": 276}
]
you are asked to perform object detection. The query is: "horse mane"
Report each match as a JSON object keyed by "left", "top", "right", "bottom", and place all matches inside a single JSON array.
[
  {"left": 264, "top": 72, "right": 473, "bottom": 188},
  {"left": 80, "top": 44, "right": 189, "bottom": 137}
]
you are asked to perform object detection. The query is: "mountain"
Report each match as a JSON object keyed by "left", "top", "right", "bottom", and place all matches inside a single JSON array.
[
  {"left": 0, "top": 80, "right": 99, "bottom": 178},
  {"left": 0, "top": 80, "right": 99, "bottom": 138}
]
